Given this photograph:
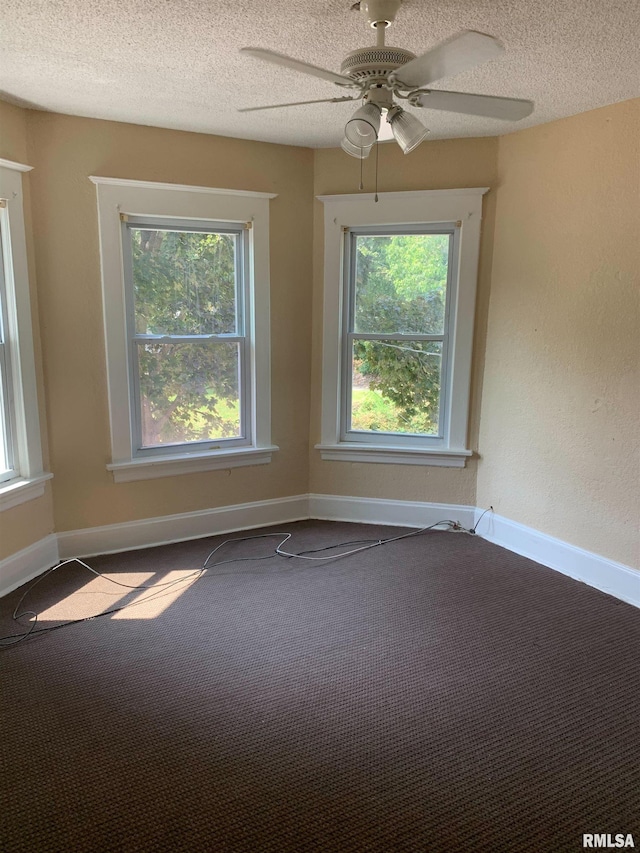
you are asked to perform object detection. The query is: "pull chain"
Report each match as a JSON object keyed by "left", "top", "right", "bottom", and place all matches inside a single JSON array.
[{"left": 359, "top": 148, "right": 364, "bottom": 191}]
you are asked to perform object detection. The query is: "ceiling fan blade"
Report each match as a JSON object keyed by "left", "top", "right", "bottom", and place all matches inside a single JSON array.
[
  {"left": 238, "top": 96, "right": 359, "bottom": 113},
  {"left": 413, "top": 89, "right": 534, "bottom": 120},
  {"left": 240, "top": 48, "right": 356, "bottom": 87},
  {"left": 389, "top": 30, "right": 504, "bottom": 90}
]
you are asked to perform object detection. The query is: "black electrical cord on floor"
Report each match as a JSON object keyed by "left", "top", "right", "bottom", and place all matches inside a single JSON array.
[
  {"left": 0, "top": 520, "right": 459, "bottom": 648},
  {"left": 0, "top": 560, "right": 207, "bottom": 647},
  {"left": 469, "top": 506, "right": 494, "bottom": 535}
]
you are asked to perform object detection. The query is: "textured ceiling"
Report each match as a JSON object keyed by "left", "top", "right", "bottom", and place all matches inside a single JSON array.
[{"left": 1, "top": 0, "right": 639, "bottom": 147}]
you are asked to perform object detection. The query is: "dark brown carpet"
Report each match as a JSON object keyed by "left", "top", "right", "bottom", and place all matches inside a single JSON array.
[{"left": 1, "top": 521, "right": 638, "bottom": 852}]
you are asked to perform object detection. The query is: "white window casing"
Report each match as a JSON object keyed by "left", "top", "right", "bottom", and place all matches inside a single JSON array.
[
  {"left": 90, "top": 177, "right": 278, "bottom": 483},
  {"left": 316, "top": 189, "right": 488, "bottom": 468},
  {"left": 0, "top": 158, "right": 51, "bottom": 511}
]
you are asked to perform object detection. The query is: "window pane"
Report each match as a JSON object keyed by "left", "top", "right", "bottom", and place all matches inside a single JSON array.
[
  {"left": 0, "top": 241, "right": 12, "bottom": 477},
  {"left": 130, "top": 228, "right": 238, "bottom": 335},
  {"left": 137, "top": 341, "right": 241, "bottom": 447},
  {"left": 350, "top": 340, "right": 442, "bottom": 436},
  {"left": 0, "top": 345, "right": 11, "bottom": 477},
  {"left": 353, "top": 234, "right": 449, "bottom": 335}
]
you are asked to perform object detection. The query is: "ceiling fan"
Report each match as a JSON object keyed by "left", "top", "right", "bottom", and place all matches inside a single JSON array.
[{"left": 239, "top": 0, "right": 534, "bottom": 157}]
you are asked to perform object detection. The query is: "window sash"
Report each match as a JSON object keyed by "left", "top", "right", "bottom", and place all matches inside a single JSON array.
[
  {"left": 121, "top": 217, "right": 251, "bottom": 458},
  {"left": 0, "top": 340, "right": 14, "bottom": 482},
  {"left": 0, "top": 229, "right": 16, "bottom": 483},
  {"left": 340, "top": 225, "right": 457, "bottom": 445}
]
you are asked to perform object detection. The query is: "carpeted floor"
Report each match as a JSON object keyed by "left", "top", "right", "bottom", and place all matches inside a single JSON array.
[{"left": 1, "top": 520, "right": 638, "bottom": 852}]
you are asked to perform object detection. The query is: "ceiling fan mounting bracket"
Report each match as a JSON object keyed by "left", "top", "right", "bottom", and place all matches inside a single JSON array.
[{"left": 358, "top": 0, "right": 403, "bottom": 28}]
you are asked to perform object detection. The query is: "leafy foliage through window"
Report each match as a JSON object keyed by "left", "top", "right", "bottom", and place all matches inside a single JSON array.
[
  {"left": 125, "top": 222, "right": 248, "bottom": 453},
  {"left": 344, "top": 231, "right": 452, "bottom": 439}
]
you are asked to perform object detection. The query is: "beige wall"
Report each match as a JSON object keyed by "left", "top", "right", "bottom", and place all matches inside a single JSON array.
[
  {"left": 25, "top": 112, "right": 314, "bottom": 532},
  {"left": 1, "top": 96, "right": 638, "bottom": 574},
  {"left": 310, "top": 138, "right": 499, "bottom": 504},
  {"left": 0, "top": 99, "right": 29, "bottom": 160},
  {"left": 477, "top": 100, "right": 640, "bottom": 567},
  {"left": 0, "top": 100, "right": 54, "bottom": 559}
]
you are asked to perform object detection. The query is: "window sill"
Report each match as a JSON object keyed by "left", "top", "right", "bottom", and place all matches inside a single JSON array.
[
  {"left": 107, "top": 445, "right": 279, "bottom": 483},
  {"left": 315, "top": 443, "right": 472, "bottom": 468},
  {"left": 0, "top": 472, "right": 53, "bottom": 512}
]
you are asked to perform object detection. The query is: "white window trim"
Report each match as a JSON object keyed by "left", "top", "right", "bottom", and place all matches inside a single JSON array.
[
  {"left": 316, "top": 188, "right": 488, "bottom": 468},
  {"left": 90, "top": 177, "right": 278, "bottom": 483},
  {"left": 0, "top": 159, "right": 51, "bottom": 510},
  {"left": 0, "top": 472, "right": 52, "bottom": 511}
]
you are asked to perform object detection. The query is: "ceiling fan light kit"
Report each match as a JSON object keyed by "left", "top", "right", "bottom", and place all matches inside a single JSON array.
[
  {"left": 344, "top": 102, "right": 382, "bottom": 147},
  {"left": 341, "top": 137, "right": 373, "bottom": 158},
  {"left": 387, "top": 105, "right": 430, "bottom": 154},
  {"left": 239, "top": 0, "right": 534, "bottom": 163}
]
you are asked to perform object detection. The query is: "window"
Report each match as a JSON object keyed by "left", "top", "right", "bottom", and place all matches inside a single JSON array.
[
  {"left": 91, "top": 178, "right": 277, "bottom": 482},
  {"left": 0, "top": 227, "right": 15, "bottom": 483},
  {"left": 0, "top": 158, "right": 51, "bottom": 510},
  {"left": 123, "top": 218, "right": 250, "bottom": 456},
  {"left": 317, "top": 189, "right": 488, "bottom": 467},
  {"left": 0, "top": 222, "right": 16, "bottom": 483},
  {"left": 343, "top": 227, "right": 456, "bottom": 444}
]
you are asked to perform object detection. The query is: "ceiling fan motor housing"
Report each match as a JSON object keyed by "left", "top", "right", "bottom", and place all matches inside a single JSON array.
[{"left": 340, "top": 46, "right": 416, "bottom": 82}]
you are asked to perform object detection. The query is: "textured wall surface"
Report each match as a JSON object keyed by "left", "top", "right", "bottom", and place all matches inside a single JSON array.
[
  {"left": 1, "top": 96, "right": 638, "bottom": 574},
  {"left": 310, "top": 137, "right": 499, "bottom": 505},
  {"left": 0, "top": 99, "right": 54, "bottom": 560},
  {"left": 477, "top": 100, "right": 640, "bottom": 568},
  {"left": 25, "top": 112, "right": 314, "bottom": 532}
]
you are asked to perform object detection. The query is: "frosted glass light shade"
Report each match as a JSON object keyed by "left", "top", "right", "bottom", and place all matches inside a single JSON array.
[
  {"left": 389, "top": 109, "right": 429, "bottom": 154},
  {"left": 341, "top": 136, "right": 373, "bottom": 159},
  {"left": 345, "top": 103, "right": 381, "bottom": 147}
]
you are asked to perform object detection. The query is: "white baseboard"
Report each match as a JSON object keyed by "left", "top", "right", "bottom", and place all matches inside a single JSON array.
[
  {"left": 57, "top": 494, "right": 309, "bottom": 558},
  {"left": 0, "top": 534, "right": 60, "bottom": 599},
  {"left": 309, "top": 493, "right": 476, "bottom": 530},
  {"left": 477, "top": 510, "right": 639, "bottom": 608},
  {"left": 2, "top": 497, "right": 636, "bottom": 611}
]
